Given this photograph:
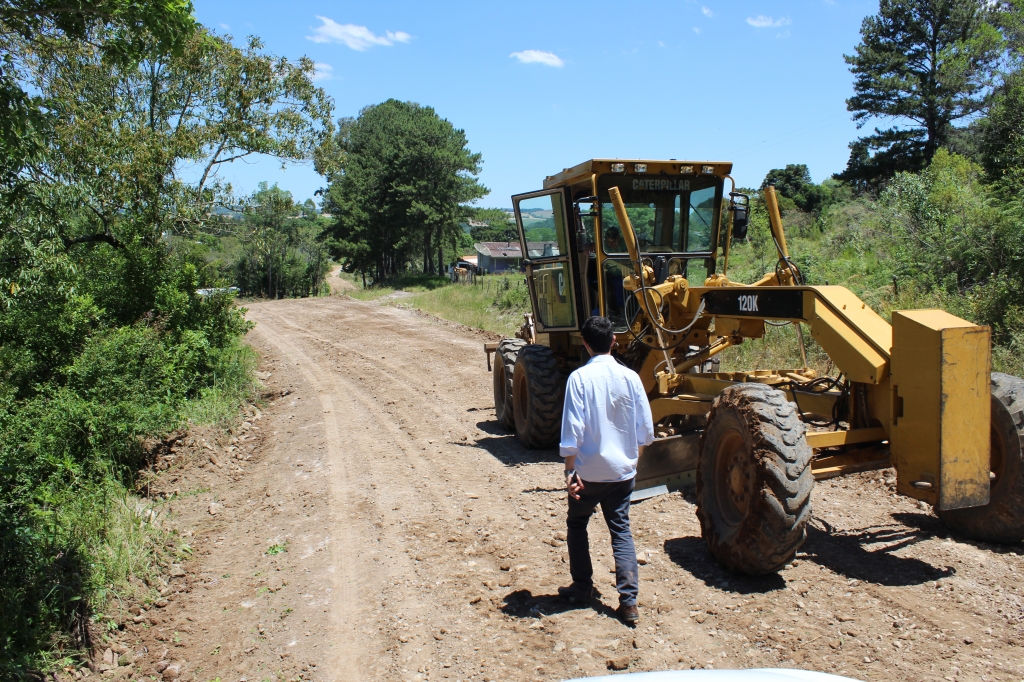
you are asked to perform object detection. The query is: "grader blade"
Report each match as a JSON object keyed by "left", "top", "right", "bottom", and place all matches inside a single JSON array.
[{"left": 632, "top": 432, "right": 700, "bottom": 501}]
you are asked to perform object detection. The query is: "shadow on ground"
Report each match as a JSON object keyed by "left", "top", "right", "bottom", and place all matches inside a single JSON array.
[
  {"left": 663, "top": 537, "right": 787, "bottom": 594},
  {"left": 664, "top": 512, "right": 954, "bottom": 589},
  {"left": 800, "top": 516, "right": 953, "bottom": 585},
  {"left": 445, "top": 419, "right": 559, "bottom": 469},
  {"left": 499, "top": 589, "right": 619, "bottom": 621},
  {"left": 893, "top": 511, "right": 1023, "bottom": 555}
]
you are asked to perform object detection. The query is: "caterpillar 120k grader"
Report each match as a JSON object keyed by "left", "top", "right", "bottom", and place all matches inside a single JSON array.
[{"left": 484, "top": 158, "right": 1024, "bottom": 574}]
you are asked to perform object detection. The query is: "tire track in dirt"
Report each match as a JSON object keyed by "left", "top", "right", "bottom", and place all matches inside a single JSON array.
[
  {"left": 250, "top": 304, "right": 581, "bottom": 678},
  {"left": 245, "top": 300, "right": 650, "bottom": 680},
  {"left": 255, "top": 307, "right": 475, "bottom": 678},
  {"left": 250, "top": 316, "right": 369, "bottom": 680}
]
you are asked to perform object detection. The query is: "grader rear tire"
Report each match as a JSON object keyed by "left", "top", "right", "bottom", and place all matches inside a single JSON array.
[
  {"left": 937, "top": 373, "right": 1024, "bottom": 543},
  {"left": 696, "top": 383, "right": 813, "bottom": 574},
  {"left": 512, "top": 345, "right": 565, "bottom": 449},
  {"left": 493, "top": 339, "right": 526, "bottom": 431}
]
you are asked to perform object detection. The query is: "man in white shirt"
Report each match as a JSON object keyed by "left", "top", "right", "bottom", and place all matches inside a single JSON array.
[{"left": 558, "top": 316, "right": 655, "bottom": 625}]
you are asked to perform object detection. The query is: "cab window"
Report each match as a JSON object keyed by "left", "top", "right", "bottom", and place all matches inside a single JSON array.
[
  {"left": 598, "top": 175, "right": 719, "bottom": 253},
  {"left": 512, "top": 189, "right": 577, "bottom": 330}
]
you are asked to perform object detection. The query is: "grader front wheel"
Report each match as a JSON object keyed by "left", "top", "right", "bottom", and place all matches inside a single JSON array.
[
  {"left": 937, "top": 373, "right": 1024, "bottom": 543},
  {"left": 696, "top": 383, "right": 814, "bottom": 574},
  {"left": 512, "top": 345, "right": 565, "bottom": 449},
  {"left": 493, "top": 339, "right": 525, "bottom": 431}
]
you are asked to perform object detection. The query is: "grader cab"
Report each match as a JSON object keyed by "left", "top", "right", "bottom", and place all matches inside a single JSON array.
[{"left": 485, "top": 159, "right": 1024, "bottom": 574}]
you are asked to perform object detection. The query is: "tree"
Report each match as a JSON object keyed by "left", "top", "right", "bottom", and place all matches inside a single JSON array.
[
  {"left": 0, "top": 1, "right": 196, "bottom": 192},
  {"left": 246, "top": 182, "right": 293, "bottom": 298},
  {"left": 881, "top": 148, "right": 1024, "bottom": 341},
  {"left": 975, "top": 2, "right": 1024, "bottom": 194},
  {"left": 469, "top": 207, "right": 516, "bottom": 243},
  {"left": 976, "top": 70, "right": 1024, "bottom": 192},
  {"left": 17, "top": 30, "right": 332, "bottom": 246},
  {"left": 0, "top": 27, "right": 332, "bottom": 381},
  {"left": 840, "top": 0, "right": 1003, "bottom": 188},
  {"left": 321, "top": 100, "right": 486, "bottom": 281},
  {"left": 760, "top": 164, "right": 825, "bottom": 213},
  {"left": 234, "top": 183, "right": 329, "bottom": 298}
]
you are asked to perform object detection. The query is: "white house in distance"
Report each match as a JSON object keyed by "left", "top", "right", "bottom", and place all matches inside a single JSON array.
[{"left": 473, "top": 241, "right": 556, "bottom": 274}]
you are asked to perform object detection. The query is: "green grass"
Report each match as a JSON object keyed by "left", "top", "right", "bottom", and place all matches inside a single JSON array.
[
  {"left": 345, "top": 273, "right": 532, "bottom": 336},
  {"left": 266, "top": 542, "right": 288, "bottom": 555},
  {"left": 717, "top": 212, "right": 1024, "bottom": 377},
  {"left": 180, "top": 341, "right": 261, "bottom": 425},
  {"left": 0, "top": 328, "right": 259, "bottom": 677},
  {"left": 340, "top": 272, "right": 451, "bottom": 301}
]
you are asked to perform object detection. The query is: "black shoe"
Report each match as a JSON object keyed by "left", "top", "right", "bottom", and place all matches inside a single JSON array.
[
  {"left": 557, "top": 584, "right": 594, "bottom": 604},
  {"left": 617, "top": 604, "right": 639, "bottom": 626}
]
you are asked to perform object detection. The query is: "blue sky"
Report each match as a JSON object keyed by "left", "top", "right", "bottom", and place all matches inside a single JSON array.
[{"left": 194, "top": 0, "right": 878, "bottom": 207}]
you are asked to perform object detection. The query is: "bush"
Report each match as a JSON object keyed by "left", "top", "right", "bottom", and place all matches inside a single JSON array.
[
  {"left": 881, "top": 149, "right": 1024, "bottom": 344},
  {"left": 493, "top": 277, "right": 530, "bottom": 311},
  {"left": 0, "top": 236, "right": 256, "bottom": 673}
]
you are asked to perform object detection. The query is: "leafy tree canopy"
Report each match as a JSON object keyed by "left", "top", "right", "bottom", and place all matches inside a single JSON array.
[
  {"left": 0, "top": 1, "right": 196, "bottom": 191},
  {"left": 1, "top": 27, "right": 332, "bottom": 386},
  {"left": 232, "top": 182, "right": 330, "bottom": 298},
  {"left": 469, "top": 207, "right": 516, "bottom": 243},
  {"left": 760, "top": 164, "right": 825, "bottom": 213},
  {"left": 1, "top": 0, "right": 196, "bottom": 59},
  {"left": 840, "top": 0, "right": 1003, "bottom": 189},
  {"left": 322, "top": 99, "right": 486, "bottom": 281}
]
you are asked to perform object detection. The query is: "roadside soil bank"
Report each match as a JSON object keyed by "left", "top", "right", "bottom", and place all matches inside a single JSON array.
[{"left": 88, "top": 296, "right": 1024, "bottom": 682}]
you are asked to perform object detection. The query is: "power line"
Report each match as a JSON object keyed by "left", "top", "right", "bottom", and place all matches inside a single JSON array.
[{"left": 726, "top": 113, "right": 850, "bottom": 159}]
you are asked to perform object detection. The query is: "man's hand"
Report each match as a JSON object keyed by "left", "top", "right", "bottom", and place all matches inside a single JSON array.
[{"left": 566, "top": 471, "right": 584, "bottom": 500}]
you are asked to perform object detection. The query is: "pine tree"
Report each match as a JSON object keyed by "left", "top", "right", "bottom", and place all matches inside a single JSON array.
[{"left": 840, "top": 0, "right": 1002, "bottom": 189}]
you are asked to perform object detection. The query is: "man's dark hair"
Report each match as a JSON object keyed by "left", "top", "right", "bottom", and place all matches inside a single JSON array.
[{"left": 582, "top": 316, "right": 615, "bottom": 354}]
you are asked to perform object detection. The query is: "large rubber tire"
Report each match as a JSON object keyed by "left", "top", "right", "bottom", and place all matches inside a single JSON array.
[
  {"left": 696, "top": 383, "right": 814, "bottom": 574},
  {"left": 937, "top": 372, "right": 1024, "bottom": 543},
  {"left": 493, "top": 339, "right": 526, "bottom": 431},
  {"left": 512, "top": 345, "right": 566, "bottom": 449}
]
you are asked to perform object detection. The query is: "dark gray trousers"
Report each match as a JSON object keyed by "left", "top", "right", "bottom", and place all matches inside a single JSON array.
[{"left": 565, "top": 477, "right": 639, "bottom": 607}]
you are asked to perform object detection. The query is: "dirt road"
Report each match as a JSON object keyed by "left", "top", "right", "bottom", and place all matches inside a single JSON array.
[{"left": 118, "top": 296, "right": 1024, "bottom": 682}]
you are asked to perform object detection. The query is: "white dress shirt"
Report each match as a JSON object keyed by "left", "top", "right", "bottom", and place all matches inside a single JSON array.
[{"left": 559, "top": 354, "right": 655, "bottom": 483}]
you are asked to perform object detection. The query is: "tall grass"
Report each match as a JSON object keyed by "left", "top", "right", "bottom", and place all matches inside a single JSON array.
[{"left": 345, "top": 273, "right": 532, "bottom": 336}]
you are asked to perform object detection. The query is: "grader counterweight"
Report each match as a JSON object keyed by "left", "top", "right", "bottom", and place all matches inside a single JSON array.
[{"left": 485, "top": 159, "right": 1024, "bottom": 574}]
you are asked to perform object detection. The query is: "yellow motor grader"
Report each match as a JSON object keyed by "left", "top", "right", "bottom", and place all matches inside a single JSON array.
[{"left": 484, "top": 159, "right": 1024, "bottom": 574}]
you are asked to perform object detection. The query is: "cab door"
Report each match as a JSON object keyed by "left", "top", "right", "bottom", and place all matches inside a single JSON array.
[{"left": 512, "top": 188, "right": 580, "bottom": 332}]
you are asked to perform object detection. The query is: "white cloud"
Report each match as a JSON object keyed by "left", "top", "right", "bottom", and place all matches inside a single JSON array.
[
  {"left": 692, "top": 26, "right": 702, "bottom": 34},
  {"left": 746, "top": 15, "right": 791, "bottom": 28},
  {"left": 219, "top": 23, "right": 230, "bottom": 30},
  {"left": 312, "top": 62, "right": 333, "bottom": 82},
  {"left": 509, "top": 50, "right": 564, "bottom": 68},
  {"left": 306, "top": 17, "right": 412, "bottom": 50},
  {"left": 702, "top": 6, "right": 715, "bottom": 17}
]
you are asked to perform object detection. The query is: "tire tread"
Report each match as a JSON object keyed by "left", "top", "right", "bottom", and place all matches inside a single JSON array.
[
  {"left": 696, "top": 383, "right": 814, "bottom": 574},
  {"left": 937, "top": 372, "right": 1024, "bottom": 543},
  {"left": 513, "top": 345, "right": 565, "bottom": 449},
  {"left": 493, "top": 339, "right": 526, "bottom": 430}
]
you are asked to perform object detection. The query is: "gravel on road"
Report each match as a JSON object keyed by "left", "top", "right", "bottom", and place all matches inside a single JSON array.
[{"left": 110, "top": 296, "right": 1024, "bottom": 682}]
